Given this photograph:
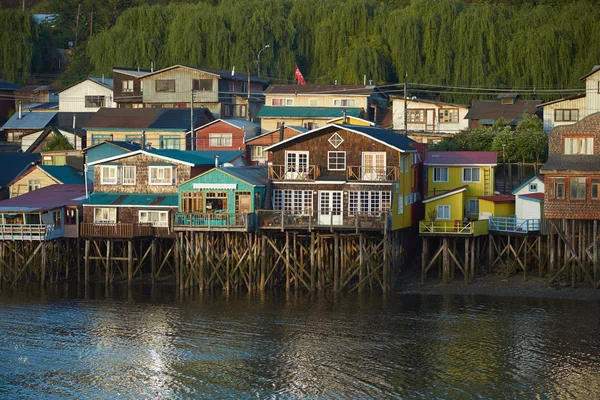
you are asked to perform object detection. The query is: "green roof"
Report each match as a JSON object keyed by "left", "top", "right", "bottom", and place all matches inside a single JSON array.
[
  {"left": 84, "top": 193, "right": 177, "bottom": 207},
  {"left": 39, "top": 165, "right": 85, "bottom": 184},
  {"left": 257, "top": 106, "right": 362, "bottom": 118}
]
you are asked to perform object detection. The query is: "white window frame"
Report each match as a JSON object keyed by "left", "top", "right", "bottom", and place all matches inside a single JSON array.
[
  {"left": 122, "top": 80, "right": 134, "bottom": 93},
  {"left": 436, "top": 205, "right": 450, "bottom": 220},
  {"left": 462, "top": 167, "right": 480, "bottom": 183},
  {"left": 529, "top": 183, "right": 538, "bottom": 192},
  {"left": 564, "top": 137, "right": 593, "bottom": 155},
  {"left": 333, "top": 99, "right": 356, "bottom": 107},
  {"left": 348, "top": 191, "right": 391, "bottom": 216},
  {"left": 433, "top": 167, "right": 448, "bottom": 182},
  {"left": 122, "top": 165, "right": 136, "bottom": 185},
  {"left": 309, "top": 98, "right": 319, "bottom": 106},
  {"left": 251, "top": 146, "right": 267, "bottom": 162},
  {"left": 327, "top": 151, "right": 346, "bottom": 171},
  {"left": 148, "top": 166, "right": 175, "bottom": 186},
  {"left": 100, "top": 165, "right": 118, "bottom": 185},
  {"left": 271, "top": 98, "right": 293, "bottom": 106},
  {"left": 28, "top": 179, "right": 41, "bottom": 192},
  {"left": 273, "top": 189, "right": 312, "bottom": 215},
  {"left": 94, "top": 207, "right": 116, "bottom": 224},
  {"left": 467, "top": 199, "right": 479, "bottom": 215},
  {"left": 139, "top": 210, "right": 169, "bottom": 227},
  {"left": 209, "top": 133, "right": 233, "bottom": 147}
]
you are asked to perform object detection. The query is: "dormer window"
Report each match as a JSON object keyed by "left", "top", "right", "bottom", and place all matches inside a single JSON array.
[{"left": 564, "top": 137, "right": 593, "bottom": 155}]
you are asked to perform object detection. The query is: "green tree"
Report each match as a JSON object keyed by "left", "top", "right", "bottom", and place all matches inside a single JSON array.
[
  {"left": 515, "top": 113, "right": 547, "bottom": 172},
  {"left": 44, "top": 135, "right": 74, "bottom": 151}
]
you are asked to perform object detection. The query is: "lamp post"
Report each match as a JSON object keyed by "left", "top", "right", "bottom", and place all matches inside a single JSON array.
[
  {"left": 502, "top": 143, "right": 506, "bottom": 193},
  {"left": 257, "top": 45, "right": 270, "bottom": 77}
]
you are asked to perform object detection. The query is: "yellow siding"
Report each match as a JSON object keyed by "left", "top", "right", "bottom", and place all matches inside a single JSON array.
[
  {"left": 424, "top": 191, "right": 465, "bottom": 223},
  {"left": 261, "top": 118, "right": 326, "bottom": 132},
  {"left": 479, "top": 199, "right": 515, "bottom": 217},
  {"left": 427, "top": 165, "right": 494, "bottom": 213},
  {"left": 327, "top": 116, "right": 372, "bottom": 126},
  {"left": 265, "top": 94, "right": 369, "bottom": 109},
  {"left": 9, "top": 169, "right": 58, "bottom": 198},
  {"left": 391, "top": 153, "right": 418, "bottom": 230},
  {"left": 87, "top": 129, "right": 187, "bottom": 150}
]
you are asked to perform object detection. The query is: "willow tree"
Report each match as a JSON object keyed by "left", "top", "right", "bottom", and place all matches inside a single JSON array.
[{"left": 0, "top": 10, "right": 37, "bottom": 83}]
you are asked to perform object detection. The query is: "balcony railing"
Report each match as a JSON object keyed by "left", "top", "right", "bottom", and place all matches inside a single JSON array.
[
  {"left": 257, "top": 210, "right": 391, "bottom": 232},
  {"left": 488, "top": 215, "right": 540, "bottom": 233},
  {"left": 0, "top": 224, "right": 55, "bottom": 241},
  {"left": 268, "top": 165, "right": 321, "bottom": 180},
  {"left": 80, "top": 222, "right": 154, "bottom": 238},
  {"left": 419, "top": 219, "right": 489, "bottom": 236},
  {"left": 346, "top": 166, "right": 399, "bottom": 181},
  {"left": 173, "top": 212, "right": 255, "bottom": 231}
]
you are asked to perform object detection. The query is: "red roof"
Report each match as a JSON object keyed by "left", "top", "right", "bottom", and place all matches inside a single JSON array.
[
  {"left": 479, "top": 194, "right": 515, "bottom": 203},
  {"left": 0, "top": 184, "right": 90, "bottom": 212},
  {"left": 520, "top": 193, "right": 544, "bottom": 201},
  {"left": 424, "top": 151, "right": 497, "bottom": 165}
]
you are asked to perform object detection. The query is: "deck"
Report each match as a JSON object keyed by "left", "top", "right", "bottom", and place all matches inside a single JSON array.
[
  {"left": 80, "top": 222, "right": 155, "bottom": 239},
  {"left": 173, "top": 212, "right": 256, "bottom": 232},
  {"left": 257, "top": 210, "right": 390, "bottom": 232},
  {"left": 419, "top": 219, "right": 489, "bottom": 237},
  {"left": 0, "top": 224, "right": 61, "bottom": 241},
  {"left": 488, "top": 215, "right": 540, "bottom": 234}
]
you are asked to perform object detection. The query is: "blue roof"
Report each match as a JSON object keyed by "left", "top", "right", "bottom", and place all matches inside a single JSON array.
[
  {"left": 1, "top": 112, "right": 57, "bottom": 130},
  {"left": 88, "top": 77, "right": 114, "bottom": 89},
  {"left": 84, "top": 193, "right": 177, "bottom": 207},
  {"left": 39, "top": 165, "right": 85, "bottom": 184},
  {"left": 0, "top": 153, "right": 41, "bottom": 188},
  {"left": 145, "top": 149, "right": 245, "bottom": 165},
  {"left": 257, "top": 106, "right": 362, "bottom": 118},
  {"left": 0, "top": 79, "right": 21, "bottom": 91},
  {"left": 217, "top": 166, "right": 268, "bottom": 186}
]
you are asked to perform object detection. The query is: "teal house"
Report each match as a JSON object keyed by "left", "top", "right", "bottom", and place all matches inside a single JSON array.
[{"left": 174, "top": 166, "right": 268, "bottom": 231}]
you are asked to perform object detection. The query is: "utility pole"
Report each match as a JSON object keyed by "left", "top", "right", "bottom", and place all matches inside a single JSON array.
[
  {"left": 247, "top": 71, "right": 251, "bottom": 121},
  {"left": 89, "top": 12, "right": 93, "bottom": 38},
  {"left": 403, "top": 77, "right": 408, "bottom": 134},
  {"left": 75, "top": 4, "right": 81, "bottom": 47},
  {"left": 22, "top": 0, "right": 25, "bottom": 12},
  {"left": 191, "top": 91, "right": 196, "bottom": 150}
]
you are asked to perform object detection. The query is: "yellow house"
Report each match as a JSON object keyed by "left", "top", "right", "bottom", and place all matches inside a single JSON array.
[
  {"left": 7, "top": 164, "right": 85, "bottom": 198},
  {"left": 478, "top": 195, "right": 515, "bottom": 219}
]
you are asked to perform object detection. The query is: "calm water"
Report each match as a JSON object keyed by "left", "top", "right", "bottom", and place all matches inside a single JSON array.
[{"left": 0, "top": 284, "right": 599, "bottom": 399}]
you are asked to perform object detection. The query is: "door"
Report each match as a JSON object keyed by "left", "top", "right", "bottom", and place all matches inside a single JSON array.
[
  {"left": 285, "top": 151, "right": 309, "bottom": 179},
  {"left": 425, "top": 109, "right": 435, "bottom": 131},
  {"left": 236, "top": 194, "right": 252, "bottom": 213},
  {"left": 362, "top": 152, "right": 386, "bottom": 180},
  {"left": 318, "top": 191, "right": 343, "bottom": 225}
]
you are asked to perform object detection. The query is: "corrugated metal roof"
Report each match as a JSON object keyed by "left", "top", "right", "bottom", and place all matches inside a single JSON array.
[
  {"left": 219, "top": 166, "right": 268, "bottom": 186},
  {"left": 245, "top": 126, "right": 307, "bottom": 145},
  {"left": 424, "top": 151, "right": 497, "bottom": 165},
  {"left": 84, "top": 108, "right": 213, "bottom": 130},
  {"left": 139, "top": 65, "right": 268, "bottom": 84},
  {"left": 84, "top": 193, "right": 177, "bottom": 207},
  {"left": 580, "top": 65, "right": 600, "bottom": 81},
  {"left": 88, "top": 77, "right": 114, "bottom": 89},
  {"left": 39, "top": 165, "right": 85, "bottom": 184},
  {"left": 1, "top": 111, "right": 57, "bottom": 130},
  {"left": 464, "top": 100, "right": 542, "bottom": 126},
  {"left": 422, "top": 186, "right": 468, "bottom": 203},
  {"left": 265, "top": 84, "right": 377, "bottom": 96},
  {"left": 145, "top": 149, "right": 244, "bottom": 165},
  {"left": 23, "top": 103, "right": 59, "bottom": 111},
  {"left": 0, "top": 79, "right": 21, "bottom": 91},
  {"left": 113, "top": 68, "right": 151, "bottom": 77},
  {"left": 83, "top": 140, "right": 142, "bottom": 152},
  {"left": 0, "top": 184, "right": 88, "bottom": 212},
  {"left": 540, "top": 155, "right": 600, "bottom": 173},
  {"left": 520, "top": 193, "right": 544, "bottom": 202},
  {"left": 479, "top": 194, "right": 515, "bottom": 203},
  {"left": 0, "top": 153, "right": 41, "bottom": 188},
  {"left": 257, "top": 106, "right": 362, "bottom": 118}
]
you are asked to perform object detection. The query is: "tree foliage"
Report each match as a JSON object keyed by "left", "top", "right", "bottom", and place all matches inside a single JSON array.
[{"left": 44, "top": 135, "right": 74, "bottom": 151}]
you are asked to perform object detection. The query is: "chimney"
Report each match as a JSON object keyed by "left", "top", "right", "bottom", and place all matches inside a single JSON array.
[
  {"left": 102, "top": 74, "right": 105, "bottom": 84},
  {"left": 151, "top": 60, "right": 154, "bottom": 73},
  {"left": 18, "top": 102, "right": 22, "bottom": 119},
  {"left": 279, "top": 122, "right": 285, "bottom": 142},
  {"left": 109, "top": 134, "right": 113, "bottom": 141},
  {"left": 214, "top": 154, "right": 220, "bottom": 168},
  {"left": 72, "top": 114, "right": 76, "bottom": 129},
  {"left": 141, "top": 130, "right": 146, "bottom": 149},
  {"left": 364, "top": 74, "right": 366, "bottom": 85},
  {"left": 342, "top": 110, "right": 347, "bottom": 124}
]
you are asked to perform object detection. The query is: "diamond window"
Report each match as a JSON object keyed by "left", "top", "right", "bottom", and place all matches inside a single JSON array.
[{"left": 328, "top": 133, "right": 344, "bottom": 148}]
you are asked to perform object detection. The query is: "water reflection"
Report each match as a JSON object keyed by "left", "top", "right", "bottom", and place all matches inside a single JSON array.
[{"left": 0, "top": 284, "right": 599, "bottom": 399}]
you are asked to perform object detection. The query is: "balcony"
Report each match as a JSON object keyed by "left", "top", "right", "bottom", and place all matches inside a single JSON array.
[
  {"left": 346, "top": 166, "right": 398, "bottom": 181},
  {"left": 80, "top": 222, "right": 154, "bottom": 238},
  {"left": 268, "top": 165, "right": 321, "bottom": 181},
  {"left": 257, "top": 210, "right": 391, "bottom": 232},
  {"left": 173, "top": 212, "right": 256, "bottom": 232},
  {"left": 419, "top": 219, "right": 489, "bottom": 237},
  {"left": 0, "top": 224, "right": 59, "bottom": 241},
  {"left": 488, "top": 215, "right": 540, "bottom": 234}
]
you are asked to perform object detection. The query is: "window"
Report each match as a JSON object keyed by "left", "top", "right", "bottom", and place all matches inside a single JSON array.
[
  {"left": 209, "top": 133, "right": 233, "bottom": 147},
  {"left": 397, "top": 192, "right": 403, "bottom": 215},
  {"left": 570, "top": 177, "right": 586, "bottom": 200},
  {"left": 272, "top": 98, "right": 293, "bottom": 106},
  {"left": 100, "top": 165, "right": 118, "bottom": 185},
  {"left": 285, "top": 151, "right": 309, "bottom": 179},
  {"left": 548, "top": 177, "right": 565, "bottom": 199},
  {"left": 159, "top": 135, "right": 181, "bottom": 150},
  {"left": 592, "top": 178, "right": 600, "bottom": 199},
  {"left": 156, "top": 79, "right": 175, "bottom": 92},
  {"left": 273, "top": 190, "right": 313, "bottom": 215},
  {"left": 407, "top": 110, "right": 424, "bottom": 123},
  {"left": 122, "top": 80, "right": 133, "bottom": 93},
  {"left": 439, "top": 109, "right": 459, "bottom": 123},
  {"left": 436, "top": 205, "right": 450, "bottom": 220},
  {"left": 463, "top": 167, "right": 480, "bottom": 182},
  {"left": 564, "top": 137, "right": 593, "bottom": 155},
  {"left": 304, "top": 122, "right": 319, "bottom": 130},
  {"left": 529, "top": 183, "right": 538, "bottom": 192},
  {"left": 85, "top": 96, "right": 105, "bottom": 108},
  {"left": 309, "top": 98, "right": 318, "bottom": 106},
  {"left": 149, "top": 166, "right": 174, "bottom": 185},
  {"left": 28, "top": 180, "right": 41, "bottom": 192},
  {"left": 333, "top": 99, "right": 356, "bottom": 107},
  {"left": 91, "top": 134, "right": 111, "bottom": 145},
  {"left": 94, "top": 207, "right": 116, "bottom": 223},
  {"left": 433, "top": 167, "right": 448, "bottom": 182},
  {"left": 140, "top": 81, "right": 143, "bottom": 93},
  {"left": 555, "top": 109, "right": 579, "bottom": 122},
  {"left": 125, "top": 134, "right": 142, "bottom": 144},
  {"left": 251, "top": 146, "right": 267, "bottom": 162},
  {"left": 192, "top": 79, "right": 213, "bottom": 91},
  {"left": 122, "top": 166, "right": 136, "bottom": 185},
  {"left": 328, "top": 133, "right": 344, "bottom": 148},
  {"left": 223, "top": 104, "right": 246, "bottom": 118},
  {"left": 348, "top": 191, "right": 391, "bottom": 216},
  {"left": 328, "top": 151, "right": 346, "bottom": 171},
  {"left": 468, "top": 199, "right": 479, "bottom": 215},
  {"left": 139, "top": 210, "right": 169, "bottom": 227},
  {"left": 181, "top": 191, "right": 203, "bottom": 212}
]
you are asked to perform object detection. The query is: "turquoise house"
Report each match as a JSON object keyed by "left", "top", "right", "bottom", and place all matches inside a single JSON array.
[{"left": 174, "top": 166, "right": 268, "bottom": 231}]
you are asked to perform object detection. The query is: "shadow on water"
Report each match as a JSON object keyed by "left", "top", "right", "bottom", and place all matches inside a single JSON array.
[{"left": 0, "top": 282, "right": 599, "bottom": 399}]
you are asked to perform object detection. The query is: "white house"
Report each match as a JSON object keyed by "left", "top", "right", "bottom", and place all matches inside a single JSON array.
[
  {"left": 512, "top": 175, "right": 545, "bottom": 221},
  {"left": 391, "top": 96, "right": 469, "bottom": 143},
  {"left": 58, "top": 77, "right": 115, "bottom": 112},
  {"left": 538, "top": 65, "right": 600, "bottom": 133}
]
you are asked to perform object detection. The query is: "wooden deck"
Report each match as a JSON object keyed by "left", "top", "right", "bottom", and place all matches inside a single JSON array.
[
  {"left": 173, "top": 212, "right": 256, "bottom": 232},
  {"left": 419, "top": 219, "right": 489, "bottom": 237},
  {"left": 257, "top": 210, "right": 390, "bottom": 232},
  {"left": 80, "top": 223, "right": 154, "bottom": 239}
]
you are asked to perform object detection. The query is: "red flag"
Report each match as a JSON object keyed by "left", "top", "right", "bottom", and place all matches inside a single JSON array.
[{"left": 295, "top": 64, "right": 306, "bottom": 85}]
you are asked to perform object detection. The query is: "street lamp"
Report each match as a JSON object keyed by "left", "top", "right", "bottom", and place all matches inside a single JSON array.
[
  {"left": 257, "top": 44, "right": 270, "bottom": 77},
  {"left": 502, "top": 143, "right": 506, "bottom": 193}
]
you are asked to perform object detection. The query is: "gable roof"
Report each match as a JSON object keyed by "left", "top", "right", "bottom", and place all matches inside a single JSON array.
[
  {"left": 0, "top": 153, "right": 41, "bottom": 189},
  {"left": 139, "top": 64, "right": 268, "bottom": 84},
  {"left": 83, "top": 140, "right": 142, "bottom": 152},
  {"left": 185, "top": 166, "right": 268, "bottom": 187},
  {"left": 257, "top": 106, "right": 362, "bottom": 119},
  {"left": 326, "top": 115, "right": 376, "bottom": 126},
  {"left": 15, "top": 84, "right": 56, "bottom": 93},
  {"left": 388, "top": 96, "right": 469, "bottom": 109},
  {"left": 0, "top": 79, "right": 21, "bottom": 91},
  {"left": 195, "top": 118, "right": 261, "bottom": 132},
  {"left": 464, "top": 99, "right": 542, "bottom": 126},
  {"left": 1, "top": 111, "right": 57, "bottom": 130},
  {"left": 245, "top": 125, "right": 308, "bottom": 145},
  {"left": 580, "top": 65, "right": 600, "bottom": 81},
  {"left": 422, "top": 185, "right": 468, "bottom": 203},
  {"left": 537, "top": 93, "right": 586, "bottom": 108},
  {"left": 265, "top": 124, "right": 416, "bottom": 153},
  {"left": 424, "top": 151, "right": 497, "bottom": 166},
  {"left": 87, "top": 148, "right": 244, "bottom": 167},
  {"left": 112, "top": 67, "right": 151, "bottom": 78},
  {"left": 0, "top": 184, "right": 88, "bottom": 212},
  {"left": 511, "top": 175, "right": 544, "bottom": 195},
  {"left": 38, "top": 165, "right": 85, "bottom": 184},
  {"left": 84, "top": 108, "right": 213, "bottom": 131},
  {"left": 265, "top": 84, "right": 383, "bottom": 97},
  {"left": 59, "top": 77, "right": 114, "bottom": 93}
]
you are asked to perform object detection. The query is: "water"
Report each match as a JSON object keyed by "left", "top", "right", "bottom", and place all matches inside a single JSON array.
[{"left": 0, "top": 284, "right": 599, "bottom": 399}]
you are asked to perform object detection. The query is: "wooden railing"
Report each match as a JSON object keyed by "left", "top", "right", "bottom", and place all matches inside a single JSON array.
[
  {"left": 488, "top": 215, "right": 540, "bottom": 233},
  {"left": 346, "top": 166, "right": 399, "bottom": 181},
  {"left": 173, "top": 212, "right": 254, "bottom": 231},
  {"left": 0, "top": 224, "right": 54, "bottom": 241},
  {"left": 80, "top": 222, "right": 154, "bottom": 238},
  {"left": 268, "top": 165, "right": 320, "bottom": 180},
  {"left": 419, "top": 219, "right": 489, "bottom": 236},
  {"left": 257, "top": 210, "right": 391, "bottom": 232}
]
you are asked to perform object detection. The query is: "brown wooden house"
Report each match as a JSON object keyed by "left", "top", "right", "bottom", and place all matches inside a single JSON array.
[
  {"left": 244, "top": 124, "right": 308, "bottom": 165},
  {"left": 112, "top": 67, "right": 151, "bottom": 108}
]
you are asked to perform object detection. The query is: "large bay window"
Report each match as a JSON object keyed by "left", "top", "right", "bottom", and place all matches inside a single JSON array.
[
  {"left": 273, "top": 190, "right": 312, "bottom": 215},
  {"left": 94, "top": 208, "right": 116, "bottom": 223},
  {"left": 348, "top": 191, "right": 391, "bottom": 216}
]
